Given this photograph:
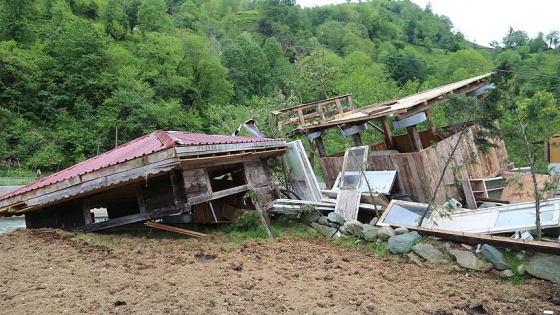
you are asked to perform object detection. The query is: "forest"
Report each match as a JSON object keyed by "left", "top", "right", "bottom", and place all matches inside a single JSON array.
[{"left": 0, "top": 0, "right": 559, "bottom": 174}]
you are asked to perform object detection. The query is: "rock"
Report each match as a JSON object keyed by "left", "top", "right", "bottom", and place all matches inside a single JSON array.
[
  {"left": 412, "top": 243, "right": 445, "bottom": 263},
  {"left": 480, "top": 244, "right": 510, "bottom": 271},
  {"left": 460, "top": 244, "right": 474, "bottom": 251},
  {"left": 407, "top": 252, "right": 424, "bottom": 267},
  {"left": 340, "top": 220, "right": 362, "bottom": 236},
  {"left": 526, "top": 255, "right": 560, "bottom": 284},
  {"left": 388, "top": 231, "right": 421, "bottom": 254},
  {"left": 318, "top": 216, "right": 329, "bottom": 226},
  {"left": 327, "top": 212, "right": 345, "bottom": 227},
  {"left": 443, "top": 242, "right": 453, "bottom": 253},
  {"left": 448, "top": 249, "right": 493, "bottom": 272},
  {"left": 311, "top": 222, "right": 337, "bottom": 238},
  {"left": 300, "top": 211, "right": 320, "bottom": 225},
  {"left": 450, "top": 265, "right": 462, "bottom": 272},
  {"left": 499, "top": 270, "right": 515, "bottom": 279},
  {"left": 394, "top": 227, "right": 409, "bottom": 235},
  {"left": 369, "top": 217, "right": 378, "bottom": 226},
  {"left": 362, "top": 226, "right": 380, "bottom": 242},
  {"left": 378, "top": 226, "right": 395, "bottom": 241},
  {"left": 517, "top": 264, "right": 526, "bottom": 275}
]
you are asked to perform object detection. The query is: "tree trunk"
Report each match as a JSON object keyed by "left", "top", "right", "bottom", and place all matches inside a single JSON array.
[{"left": 513, "top": 108, "right": 542, "bottom": 240}]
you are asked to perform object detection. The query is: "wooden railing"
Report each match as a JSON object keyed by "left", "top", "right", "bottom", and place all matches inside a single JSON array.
[{"left": 273, "top": 95, "right": 355, "bottom": 131}]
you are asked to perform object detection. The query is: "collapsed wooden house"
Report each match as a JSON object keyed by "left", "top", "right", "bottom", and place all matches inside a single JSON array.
[
  {"left": 0, "top": 131, "right": 286, "bottom": 231},
  {"left": 273, "top": 73, "right": 509, "bottom": 204}
]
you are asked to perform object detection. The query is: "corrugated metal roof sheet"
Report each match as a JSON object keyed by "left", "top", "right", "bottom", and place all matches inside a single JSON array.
[{"left": 0, "top": 131, "right": 281, "bottom": 201}]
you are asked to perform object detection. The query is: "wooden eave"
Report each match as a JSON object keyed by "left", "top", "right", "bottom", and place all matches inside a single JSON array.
[
  {"left": 0, "top": 139, "right": 287, "bottom": 217},
  {"left": 0, "top": 148, "right": 180, "bottom": 216}
]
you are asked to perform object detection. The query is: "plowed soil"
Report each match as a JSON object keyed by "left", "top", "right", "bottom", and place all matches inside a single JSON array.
[{"left": 1, "top": 228, "right": 559, "bottom": 314}]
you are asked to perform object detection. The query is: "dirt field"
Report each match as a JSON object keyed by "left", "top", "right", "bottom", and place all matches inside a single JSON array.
[{"left": 1, "top": 228, "right": 559, "bottom": 315}]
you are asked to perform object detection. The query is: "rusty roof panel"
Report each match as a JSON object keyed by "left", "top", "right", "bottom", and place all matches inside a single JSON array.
[{"left": 0, "top": 131, "right": 282, "bottom": 201}]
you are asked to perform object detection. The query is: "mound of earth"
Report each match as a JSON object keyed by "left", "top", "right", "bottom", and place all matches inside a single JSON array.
[{"left": 0, "top": 229, "right": 559, "bottom": 314}]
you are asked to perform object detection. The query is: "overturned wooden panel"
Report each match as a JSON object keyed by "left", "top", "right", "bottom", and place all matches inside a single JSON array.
[
  {"left": 320, "top": 125, "right": 508, "bottom": 204},
  {"left": 335, "top": 146, "right": 369, "bottom": 220},
  {"left": 501, "top": 172, "right": 557, "bottom": 203},
  {"left": 282, "top": 140, "right": 322, "bottom": 202}
]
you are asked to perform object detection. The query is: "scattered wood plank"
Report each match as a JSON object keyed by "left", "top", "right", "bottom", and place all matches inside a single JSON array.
[
  {"left": 145, "top": 221, "right": 207, "bottom": 238},
  {"left": 393, "top": 224, "right": 560, "bottom": 255}
]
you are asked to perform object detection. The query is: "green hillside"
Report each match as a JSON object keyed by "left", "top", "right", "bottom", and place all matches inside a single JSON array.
[{"left": 0, "top": 0, "right": 559, "bottom": 172}]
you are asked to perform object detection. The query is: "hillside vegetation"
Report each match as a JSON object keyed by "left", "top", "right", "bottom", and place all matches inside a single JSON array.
[{"left": 0, "top": 0, "right": 559, "bottom": 173}]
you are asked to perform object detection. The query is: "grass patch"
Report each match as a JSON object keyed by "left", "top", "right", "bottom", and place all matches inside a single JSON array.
[
  {"left": 74, "top": 232, "right": 117, "bottom": 252},
  {"left": 502, "top": 250, "right": 527, "bottom": 285},
  {"left": 368, "top": 241, "right": 391, "bottom": 257},
  {"left": 330, "top": 234, "right": 362, "bottom": 248}
]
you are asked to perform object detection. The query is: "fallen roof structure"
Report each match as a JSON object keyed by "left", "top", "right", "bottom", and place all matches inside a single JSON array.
[
  {"left": 274, "top": 73, "right": 509, "bottom": 204},
  {"left": 0, "top": 130, "right": 286, "bottom": 232}
]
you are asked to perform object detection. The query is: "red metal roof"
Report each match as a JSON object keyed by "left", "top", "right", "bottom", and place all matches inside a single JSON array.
[{"left": 0, "top": 131, "right": 281, "bottom": 201}]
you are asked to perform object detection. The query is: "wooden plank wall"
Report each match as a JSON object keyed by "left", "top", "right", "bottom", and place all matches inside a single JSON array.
[{"left": 320, "top": 126, "right": 509, "bottom": 204}]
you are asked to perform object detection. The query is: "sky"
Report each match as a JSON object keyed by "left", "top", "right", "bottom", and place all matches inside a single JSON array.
[{"left": 296, "top": 0, "right": 560, "bottom": 47}]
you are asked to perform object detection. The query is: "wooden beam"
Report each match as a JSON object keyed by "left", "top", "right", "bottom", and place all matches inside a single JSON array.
[
  {"left": 314, "top": 136, "right": 327, "bottom": 158},
  {"left": 169, "top": 171, "right": 184, "bottom": 211},
  {"left": 380, "top": 117, "right": 394, "bottom": 149},
  {"left": 145, "top": 221, "right": 207, "bottom": 238},
  {"left": 187, "top": 183, "right": 260, "bottom": 205},
  {"left": 425, "top": 109, "right": 436, "bottom": 133},
  {"left": 406, "top": 125, "right": 423, "bottom": 152},
  {"left": 136, "top": 185, "right": 147, "bottom": 213},
  {"left": 80, "top": 206, "right": 186, "bottom": 232},
  {"left": 352, "top": 133, "right": 363, "bottom": 147},
  {"left": 255, "top": 203, "right": 274, "bottom": 239},
  {"left": 392, "top": 224, "right": 560, "bottom": 256},
  {"left": 82, "top": 199, "right": 93, "bottom": 225}
]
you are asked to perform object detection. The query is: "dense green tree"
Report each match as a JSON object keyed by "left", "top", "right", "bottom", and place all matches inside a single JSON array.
[
  {"left": 545, "top": 30, "right": 559, "bottom": 49},
  {"left": 381, "top": 46, "right": 428, "bottom": 86},
  {"left": 137, "top": 0, "right": 171, "bottom": 33},
  {"left": 221, "top": 33, "right": 270, "bottom": 103},
  {"left": 502, "top": 27, "right": 529, "bottom": 49},
  {"left": 103, "top": 0, "right": 129, "bottom": 40},
  {"left": 0, "top": 0, "right": 37, "bottom": 44}
]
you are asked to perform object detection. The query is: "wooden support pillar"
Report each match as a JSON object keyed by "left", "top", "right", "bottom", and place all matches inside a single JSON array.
[
  {"left": 82, "top": 199, "right": 93, "bottom": 225},
  {"left": 169, "top": 171, "right": 184, "bottom": 212},
  {"left": 314, "top": 136, "right": 327, "bottom": 158},
  {"left": 352, "top": 133, "right": 363, "bottom": 147},
  {"left": 136, "top": 185, "right": 146, "bottom": 213},
  {"left": 381, "top": 117, "right": 394, "bottom": 149},
  {"left": 425, "top": 109, "right": 436, "bottom": 133},
  {"left": 407, "top": 125, "right": 423, "bottom": 152}
]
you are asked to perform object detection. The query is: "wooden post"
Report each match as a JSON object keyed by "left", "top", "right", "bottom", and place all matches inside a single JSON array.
[
  {"left": 82, "top": 199, "right": 93, "bottom": 225},
  {"left": 169, "top": 171, "right": 184, "bottom": 212},
  {"left": 314, "top": 136, "right": 327, "bottom": 158},
  {"left": 136, "top": 185, "right": 146, "bottom": 213},
  {"left": 381, "top": 117, "right": 394, "bottom": 149},
  {"left": 425, "top": 109, "right": 437, "bottom": 133},
  {"left": 352, "top": 133, "right": 363, "bottom": 147},
  {"left": 407, "top": 125, "right": 423, "bottom": 152}
]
